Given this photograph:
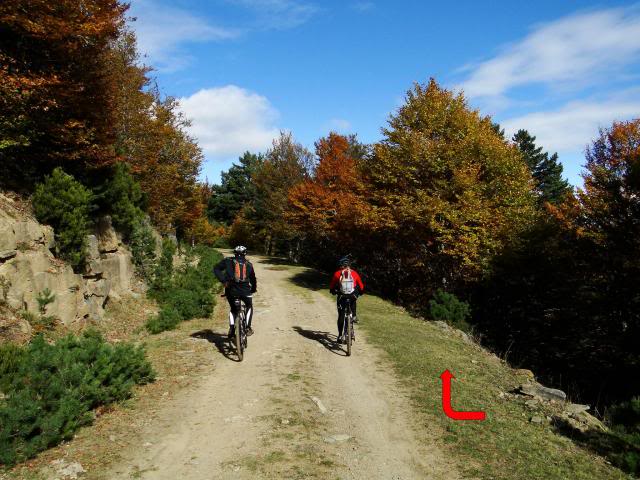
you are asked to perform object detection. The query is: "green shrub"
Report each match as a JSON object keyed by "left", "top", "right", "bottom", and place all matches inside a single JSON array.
[
  {"left": 31, "top": 314, "right": 58, "bottom": 332},
  {"left": 213, "top": 235, "right": 230, "bottom": 248},
  {"left": 0, "top": 331, "right": 154, "bottom": 465},
  {"left": 32, "top": 168, "right": 93, "bottom": 271},
  {"left": 95, "top": 163, "right": 145, "bottom": 237},
  {"left": 145, "top": 246, "right": 223, "bottom": 334},
  {"left": 607, "top": 397, "right": 640, "bottom": 475},
  {"left": 162, "top": 288, "right": 203, "bottom": 319},
  {"left": 145, "top": 307, "right": 182, "bottom": 334},
  {"left": 150, "top": 238, "right": 176, "bottom": 295},
  {"left": 19, "top": 310, "right": 37, "bottom": 324},
  {"left": 429, "top": 290, "right": 471, "bottom": 331},
  {"left": 36, "top": 288, "right": 55, "bottom": 315},
  {"left": 129, "top": 218, "right": 157, "bottom": 281}
]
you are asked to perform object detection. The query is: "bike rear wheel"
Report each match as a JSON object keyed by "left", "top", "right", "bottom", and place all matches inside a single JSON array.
[
  {"left": 235, "top": 313, "right": 244, "bottom": 361},
  {"left": 242, "top": 318, "right": 248, "bottom": 350}
]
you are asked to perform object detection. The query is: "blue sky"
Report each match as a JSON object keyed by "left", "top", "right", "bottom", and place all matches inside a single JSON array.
[{"left": 128, "top": 0, "right": 640, "bottom": 185}]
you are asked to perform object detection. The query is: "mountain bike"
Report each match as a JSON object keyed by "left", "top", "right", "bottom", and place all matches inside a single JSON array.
[
  {"left": 223, "top": 294, "right": 248, "bottom": 361},
  {"left": 340, "top": 294, "right": 356, "bottom": 357},
  {"left": 233, "top": 297, "right": 248, "bottom": 361}
]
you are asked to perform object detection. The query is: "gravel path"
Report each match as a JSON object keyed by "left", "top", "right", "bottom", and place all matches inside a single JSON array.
[{"left": 107, "top": 256, "right": 458, "bottom": 479}]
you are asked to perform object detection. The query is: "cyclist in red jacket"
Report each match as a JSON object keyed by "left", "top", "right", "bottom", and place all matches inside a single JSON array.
[{"left": 329, "top": 257, "right": 364, "bottom": 344}]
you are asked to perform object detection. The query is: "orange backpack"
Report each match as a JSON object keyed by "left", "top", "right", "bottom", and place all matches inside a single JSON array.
[{"left": 232, "top": 259, "right": 247, "bottom": 283}]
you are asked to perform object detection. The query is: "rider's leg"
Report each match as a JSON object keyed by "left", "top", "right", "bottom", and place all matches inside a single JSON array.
[
  {"left": 349, "top": 297, "right": 357, "bottom": 338},
  {"left": 337, "top": 296, "right": 345, "bottom": 340},
  {"left": 227, "top": 295, "right": 237, "bottom": 337},
  {"left": 243, "top": 296, "right": 254, "bottom": 335},
  {"left": 351, "top": 296, "right": 358, "bottom": 322},
  {"left": 243, "top": 296, "right": 254, "bottom": 327}
]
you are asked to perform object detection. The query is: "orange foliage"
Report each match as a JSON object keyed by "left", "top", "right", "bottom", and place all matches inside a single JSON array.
[
  {"left": 0, "top": 0, "right": 128, "bottom": 183},
  {"left": 287, "top": 133, "right": 367, "bottom": 245},
  {"left": 576, "top": 118, "right": 640, "bottom": 245},
  {"left": 185, "top": 217, "right": 226, "bottom": 246}
]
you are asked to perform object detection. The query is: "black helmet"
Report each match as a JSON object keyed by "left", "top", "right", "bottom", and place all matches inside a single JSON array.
[
  {"left": 337, "top": 256, "right": 350, "bottom": 267},
  {"left": 234, "top": 245, "right": 247, "bottom": 257}
]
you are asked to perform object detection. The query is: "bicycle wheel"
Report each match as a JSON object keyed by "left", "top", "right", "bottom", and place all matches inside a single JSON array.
[
  {"left": 235, "top": 313, "right": 244, "bottom": 361},
  {"left": 346, "top": 312, "right": 352, "bottom": 357},
  {"left": 242, "top": 317, "right": 248, "bottom": 350}
]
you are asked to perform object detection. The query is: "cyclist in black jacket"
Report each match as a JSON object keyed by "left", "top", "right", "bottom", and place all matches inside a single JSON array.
[{"left": 214, "top": 246, "right": 257, "bottom": 338}]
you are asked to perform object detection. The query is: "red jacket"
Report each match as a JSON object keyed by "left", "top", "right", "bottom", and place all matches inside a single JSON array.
[{"left": 329, "top": 268, "right": 364, "bottom": 293}]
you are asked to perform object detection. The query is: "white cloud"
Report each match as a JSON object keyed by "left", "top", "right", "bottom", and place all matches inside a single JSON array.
[
  {"left": 327, "top": 118, "right": 352, "bottom": 133},
  {"left": 501, "top": 94, "right": 640, "bottom": 154},
  {"left": 228, "top": 0, "right": 319, "bottom": 29},
  {"left": 179, "top": 86, "right": 280, "bottom": 159},
  {"left": 458, "top": 6, "right": 640, "bottom": 99},
  {"left": 351, "top": 2, "right": 374, "bottom": 13},
  {"left": 129, "top": 0, "right": 240, "bottom": 72}
]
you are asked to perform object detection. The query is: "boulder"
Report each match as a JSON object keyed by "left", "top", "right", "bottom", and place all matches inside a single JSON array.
[
  {"left": 565, "top": 403, "right": 590, "bottom": 415},
  {"left": 518, "top": 383, "right": 567, "bottom": 402},
  {"left": 433, "top": 321, "right": 450, "bottom": 331},
  {"left": 554, "top": 410, "right": 606, "bottom": 433},
  {"left": 0, "top": 250, "right": 17, "bottom": 262}
]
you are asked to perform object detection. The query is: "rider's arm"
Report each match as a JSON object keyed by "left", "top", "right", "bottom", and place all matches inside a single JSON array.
[
  {"left": 249, "top": 263, "right": 257, "bottom": 293},
  {"left": 353, "top": 271, "right": 364, "bottom": 293},
  {"left": 213, "top": 258, "right": 229, "bottom": 284}
]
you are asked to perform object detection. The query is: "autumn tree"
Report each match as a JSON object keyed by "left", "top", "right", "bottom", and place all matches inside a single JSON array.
[
  {"left": 0, "top": 0, "right": 127, "bottom": 188},
  {"left": 576, "top": 120, "right": 640, "bottom": 376},
  {"left": 287, "top": 133, "right": 368, "bottom": 264},
  {"left": 513, "top": 129, "right": 571, "bottom": 205},
  {"left": 243, "top": 132, "right": 312, "bottom": 254},
  {"left": 365, "top": 79, "right": 535, "bottom": 301},
  {"left": 104, "top": 30, "right": 204, "bottom": 235},
  {"left": 474, "top": 119, "right": 640, "bottom": 410}
]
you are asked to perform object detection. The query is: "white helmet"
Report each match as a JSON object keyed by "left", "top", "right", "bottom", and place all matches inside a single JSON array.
[{"left": 233, "top": 245, "right": 247, "bottom": 257}]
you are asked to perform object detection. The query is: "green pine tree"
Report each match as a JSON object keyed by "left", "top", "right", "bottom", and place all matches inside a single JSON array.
[
  {"left": 95, "top": 162, "right": 146, "bottom": 237},
  {"left": 491, "top": 121, "right": 506, "bottom": 139},
  {"left": 512, "top": 129, "right": 571, "bottom": 204},
  {"left": 32, "top": 168, "right": 93, "bottom": 270},
  {"left": 207, "top": 152, "right": 263, "bottom": 224}
]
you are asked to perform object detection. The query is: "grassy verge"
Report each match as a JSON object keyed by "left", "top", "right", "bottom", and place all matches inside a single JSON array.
[{"left": 357, "top": 293, "right": 631, "bottom": 480}]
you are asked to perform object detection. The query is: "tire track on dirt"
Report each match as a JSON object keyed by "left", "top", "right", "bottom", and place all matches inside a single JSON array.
[{"left": 106, "top": 256, "right": 458, "bottom": 479}]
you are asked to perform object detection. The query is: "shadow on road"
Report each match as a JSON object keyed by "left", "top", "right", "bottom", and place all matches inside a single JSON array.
[
  {"left": 190, "top": 329, "right": 240, "bottom": 362},
  {"left": 292, "top": 326, "right": 347, "bottom": 356},
  {"left": 263, "top": 256, "right": 298, "bottom": 266},
  {"left": 289, "top": 269, "right": 329, "bottom": 291}
]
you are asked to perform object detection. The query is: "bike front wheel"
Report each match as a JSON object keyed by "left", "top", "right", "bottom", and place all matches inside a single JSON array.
[
  {"left": 346, "top": 314, "right": 352, "bottom": 357},
  {"left": 235, "top": 315, "right": 244, "bottom": 361}
]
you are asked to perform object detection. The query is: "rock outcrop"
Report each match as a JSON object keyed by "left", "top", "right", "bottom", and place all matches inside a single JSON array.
[
  {"left": 0, "top": 193, "right": 137, "bottom": 325},
  {"left": 517, "top": 383, "right": 567, "bottom": 402}
]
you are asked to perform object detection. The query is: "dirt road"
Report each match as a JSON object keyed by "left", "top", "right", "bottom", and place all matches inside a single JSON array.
[{"left": 107, "top": 257, "right": 458, "bottom": 479}]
